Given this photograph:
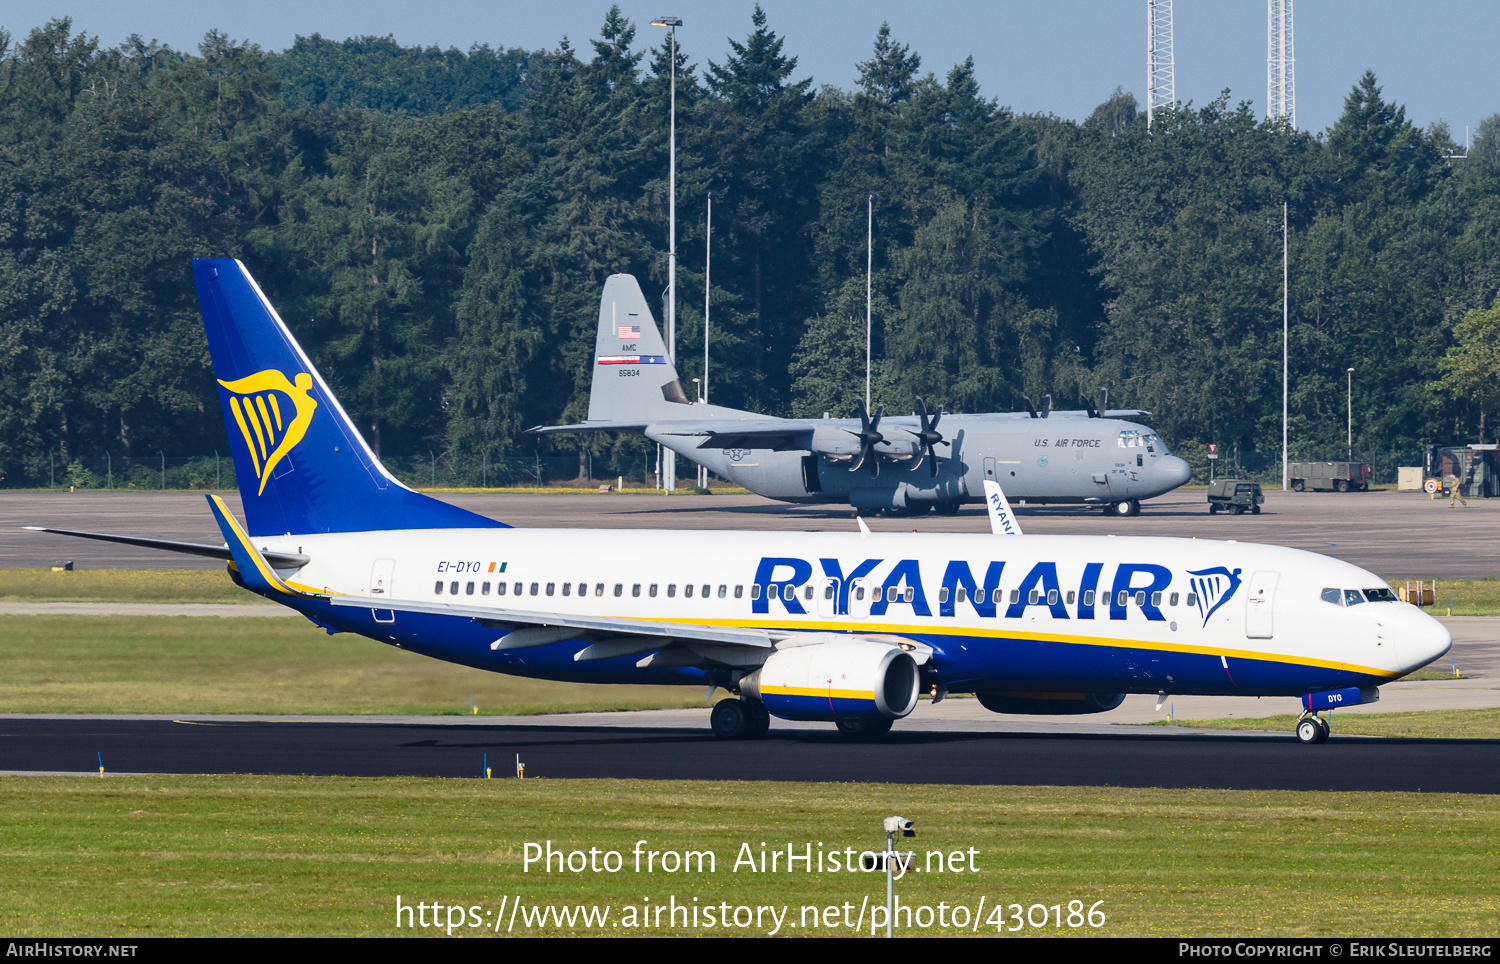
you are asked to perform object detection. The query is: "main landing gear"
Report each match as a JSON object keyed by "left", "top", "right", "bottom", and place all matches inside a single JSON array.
[
  {"left": 1295, "top": 713, "right": 1330, "bottom": 745},
  {"left": 709, "top": 698, "right": 771, "bottom": 740},
  {"left": 1105, "top": 499, "right": 1141, "bottom": 517}
]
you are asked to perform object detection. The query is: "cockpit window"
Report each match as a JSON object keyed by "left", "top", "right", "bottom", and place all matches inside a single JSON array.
[
  {"left": 1343, "top": 589, "right": 1364, "bottom": 607},
  {"left": 1363, "top": 588, "right": 1398, "bottom": 603},
  {"left": 1321, "top": 588, "right": 1342, "bottom": 606},
  {"left": 1118, "top": 430, "right": 1142, "bottom": 448}
]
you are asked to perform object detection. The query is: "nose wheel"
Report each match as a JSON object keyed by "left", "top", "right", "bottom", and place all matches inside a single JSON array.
[
  {"left": 1295, "top": 714, "right": 1330, "bottom": 744},
  {"left": 1105, "top": 500, "right": 1141, "bottom": 517}
]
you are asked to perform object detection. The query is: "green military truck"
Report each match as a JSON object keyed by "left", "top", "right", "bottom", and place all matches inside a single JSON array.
[
  {"left": 1288, "top": 461, "right": 1371, "bottom": 492},
  {"left": 1207, "top": 479, "right": 1264, "bottom": 515}
]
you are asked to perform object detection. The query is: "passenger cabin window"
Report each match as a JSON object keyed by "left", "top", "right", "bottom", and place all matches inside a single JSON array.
[
  {"left": 650, "top": 584, "right": 659, "bottom": 598},
  {"left": 938, "top": 588, "right": 950, "bottom": 604},
  {"left": 450, "top": 581, "right": 459, "bottom": 595},
  {"left": 1186, "top": 592, "right": 1197, "bottom": 607},
  {"left": 466, "top": 582, "right": 475, "bottom": 595},
  {"left": 546, "top": 583, "right": 555, "bottom": 596},
  {"left": 434, "top": 581, "right": 443, "bottom": 595},
  {"left": 482, "top": 582, "right": 490, "bottom": 596},
  {"left": 515, "top": 583, "right": 523, "bottom": 596},
  {"left": 684, "top": 584, "right": 693, "bottom": 598},
  {"left": 1083, "top": 590, "right": 1095, "bottom": 607},
  {"left": 1048, "top": 589, "right": 1060, "bottom": 606},
  {"left": 1168, "top": 592, "right": 1178, "bottom": 606},
  {"left": 596, "top": 583, "right": 605, "bottom": 597},
  {"left": 497, "top": 582, "right": 507, "bottom": 596},
  {"left": 529, "top": 582, "right": 538, "bottom": 596},
  {"left": 804, "top": 586, "right": 814, "bottom": 601},
  {"left": 783, "top": 585, "right": 795, "bottom": 602},
  {"left": 563, "top": 583, "right": 572, "bottom": 597},
  {"left": 667, "top": 584, "right": 677, "bottom": 598},
  {"left": 632, "top": 584, "right": 641, "bottom": 597},
  {"left": 704, "top": 585, "right": 712, "bottom": 599},
  {"left": 1010, "top": 590, "right": 1020, "bottom": 604},
  {"left": 734, "top": 586, "right": 744, "bottom": 599},
  {"left": 749, "top": 585, "right": 760, "bottom": 600},
  {"left": 614, "top": 584, "right": 623, "bottom": 597}
]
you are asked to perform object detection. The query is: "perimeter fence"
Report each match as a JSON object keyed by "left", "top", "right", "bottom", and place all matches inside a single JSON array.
[{"left": 0, "top": 452, "right": 678, "bottom": 491}]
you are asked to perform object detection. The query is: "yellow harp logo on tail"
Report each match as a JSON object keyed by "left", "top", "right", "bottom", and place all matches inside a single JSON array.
[{"left": 218, "top": 370, "right": 318, "bottom": 496}]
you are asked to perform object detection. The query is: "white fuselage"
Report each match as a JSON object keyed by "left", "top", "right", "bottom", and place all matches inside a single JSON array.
[{"left": 262, "top": 528, "right": 1451, "bottom": 698}]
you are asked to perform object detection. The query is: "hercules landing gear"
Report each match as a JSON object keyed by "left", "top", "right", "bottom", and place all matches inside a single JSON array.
[
  {"left": 834, "top": 717, "right": 893, "bottom": 741},
  {"left": 1105, "top": 500, "right": 1140, "bottom": 518},
  {"left": 710, "top": 698, "right": 771, "bottom": 740},
  {"left": 1295, "top": 714, "right": 1330, "bottom": 745}
]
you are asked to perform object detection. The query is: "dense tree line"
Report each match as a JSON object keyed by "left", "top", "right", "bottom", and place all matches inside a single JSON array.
[{"left": 1, "top": 8, "right": 1497, "bottom": 484}]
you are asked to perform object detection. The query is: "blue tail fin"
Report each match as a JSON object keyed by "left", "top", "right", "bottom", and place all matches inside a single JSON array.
[{"left": 192, "top": 259, "right": 506, "bottom": 536}]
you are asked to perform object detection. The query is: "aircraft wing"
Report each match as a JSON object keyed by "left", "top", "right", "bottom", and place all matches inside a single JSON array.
[
  {"left": 526, "top": 420, "right": 652, "bottom": 436},
  {"left": 652, "top": 418, "right": 822, "bottom": 451}
]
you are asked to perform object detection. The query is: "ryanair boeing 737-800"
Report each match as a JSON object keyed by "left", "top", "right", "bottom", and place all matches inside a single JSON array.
[{"left": 28, "top": 260, "right": 1451, "bottom": 744}]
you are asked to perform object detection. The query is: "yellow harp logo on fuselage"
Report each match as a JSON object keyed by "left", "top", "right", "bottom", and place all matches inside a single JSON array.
[{"left": 218, "top": 370, "right": 318, "bottom": 496}]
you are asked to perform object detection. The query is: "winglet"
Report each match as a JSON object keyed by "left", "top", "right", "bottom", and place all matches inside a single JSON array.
[
  {"left": 205, "top": 494, "right": 309, "bottom": 596},
  {"left": 983, "top": 480, "right": 1023, "bottom": 536},
  {"left": 856, "top": 516, "right": 871, "bottom": 537}
]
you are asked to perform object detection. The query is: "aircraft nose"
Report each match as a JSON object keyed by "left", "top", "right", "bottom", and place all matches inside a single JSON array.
[
  {"left": 1403, "top": 611, "right": 1452, "bottom": 674},
  {"left": 1155, "top": 455, "right": 1192, "bottom": 491}
]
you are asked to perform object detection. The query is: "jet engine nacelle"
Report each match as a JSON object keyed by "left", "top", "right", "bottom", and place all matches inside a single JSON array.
[
  {"left": 739, "top": 634, "right": 920, "bottom": 722},
  {"left": 976, "top": 691, "right": 1127, "bottom": 715}
]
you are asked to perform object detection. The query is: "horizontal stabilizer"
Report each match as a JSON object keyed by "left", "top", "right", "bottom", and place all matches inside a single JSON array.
[{"left": 23, "top": 525, "right": 309, "bottom": 568}]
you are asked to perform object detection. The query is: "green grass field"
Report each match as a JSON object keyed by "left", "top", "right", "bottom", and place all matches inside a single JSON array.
[
  {"left": 0, "top": 776, "right": 1494, "bottom": 937},
  {"left": 0, "top": 615, "right": 703, "bottom": 716},
  {"left": 0, "top": 568, "right": 267, "bottom": 604}
]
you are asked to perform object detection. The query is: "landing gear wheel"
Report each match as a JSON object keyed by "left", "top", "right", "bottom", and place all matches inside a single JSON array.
[
  {"left": 710, "top": 698, "right": 751, "bottom": 740},
  {"left": 1314, "top": 718, "right": 1330, "bottom": 743},
  {"left": 934, "top": 501, "right": 961, "bottom": 516},
  {"left": 834, "top": 716, "right": 893, "bottom": 741},
  {"left": 744, "top": 700, "right": 771, "bottom": 739},
  {"left": 1109, "top": 500, "right": 1140, "bottom": 518},
  {"left": 1296, "top": 718, "right": 1323, "bottom": 745}
]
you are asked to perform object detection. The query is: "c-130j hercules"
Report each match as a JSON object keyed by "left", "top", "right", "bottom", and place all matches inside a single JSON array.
[{"left": 530, "top": 275, "right": 1192, "bottom": 517}]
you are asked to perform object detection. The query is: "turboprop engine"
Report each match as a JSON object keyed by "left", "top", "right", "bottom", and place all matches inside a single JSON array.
[{"left": 738, "top": 634, "right": 921, "bottom": 722}]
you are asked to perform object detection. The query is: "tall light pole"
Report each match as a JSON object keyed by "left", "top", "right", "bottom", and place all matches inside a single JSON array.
[
  {"left": 1347, "top": 367, "right": 1355, "bottom": 460},
  {"left": 867, "top": 193, "right": 879, "bottom": 411},
  {"left": 652, "top": 16, "right": 682, "bottom": 493},
  {"left": 704, "top": 190, "right": 717, "bottom": 406},
  {"left": 1280, "top": 192, "right": 1289, "bottom": 491}
]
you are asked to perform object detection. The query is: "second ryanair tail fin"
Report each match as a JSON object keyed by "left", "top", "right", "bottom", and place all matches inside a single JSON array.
[{"left": 192, "top": 259, "right": 506, "bottom": 537}]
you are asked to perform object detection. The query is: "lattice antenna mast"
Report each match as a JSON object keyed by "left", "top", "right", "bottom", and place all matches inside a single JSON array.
[
  {"left": 1146, "top": 0, "right": 1174, "bottom": 129},
  {"left": 1267, "top": 0, "right": 1295, "bottom": 127}
]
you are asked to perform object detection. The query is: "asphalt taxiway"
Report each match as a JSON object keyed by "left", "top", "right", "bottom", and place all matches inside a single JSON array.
[{"left": 4, "top": 712, "right": 1497, "bottom": 792}]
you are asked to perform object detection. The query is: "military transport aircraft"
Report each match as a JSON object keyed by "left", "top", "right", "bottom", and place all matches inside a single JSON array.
[
  {"left": 27, "top": 260, "right": 1450, "bottom": 745},
  {"left": 528, "top": 274, "right": 1192, "bottom": 517}
]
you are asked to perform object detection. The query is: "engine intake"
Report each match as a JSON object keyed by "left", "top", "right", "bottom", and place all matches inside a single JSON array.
[{"left": 740, "top": 634, "right": 920, "bottom": 722}]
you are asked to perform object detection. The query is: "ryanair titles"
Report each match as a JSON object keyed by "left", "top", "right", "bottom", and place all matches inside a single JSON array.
[{"left": 751, "top": 556, "right": 1241, "bottom": 628}]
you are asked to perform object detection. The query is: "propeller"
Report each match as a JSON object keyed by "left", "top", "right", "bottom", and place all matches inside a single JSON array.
[
  {"left": 906, "top": 397, "right": 947, "bottom": 477},
  {"left": 1021, "top": 396, "right": 1038, "bottom": 418},
  {"left": 1080, "top": 392, "right": 1098, "bottom": 418},
  {"left": 1098, "top": 387, "right": 1108, "bottom": 417},
  {"left": 847, "top": 399, "right": 886, "bottom": 477},
  {"left": 1040, "top": 394, "right": 1052, "bottom": 419}
]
